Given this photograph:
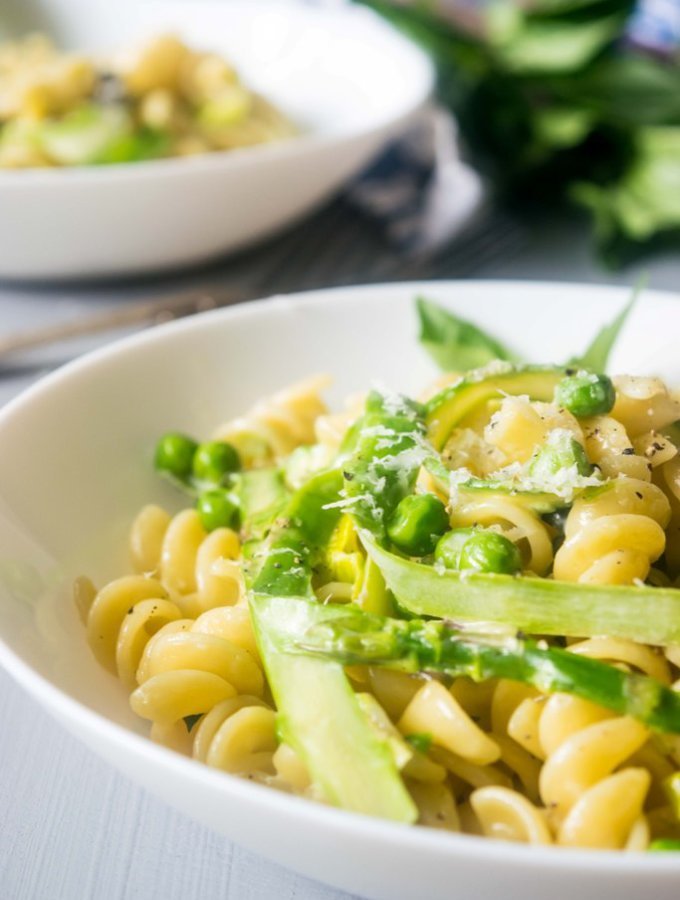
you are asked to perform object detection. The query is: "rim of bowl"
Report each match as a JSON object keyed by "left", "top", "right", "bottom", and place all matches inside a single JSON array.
[
  {"left": 0, "top": 279, "right": 678, "bottom": 875},
  {"left": 0, "top": 4, "right": 434, "bottom": 188}
]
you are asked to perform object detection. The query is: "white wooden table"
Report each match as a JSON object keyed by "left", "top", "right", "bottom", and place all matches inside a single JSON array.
[{"left": 1, "top": 203, "right": 678, "bottom": 899}]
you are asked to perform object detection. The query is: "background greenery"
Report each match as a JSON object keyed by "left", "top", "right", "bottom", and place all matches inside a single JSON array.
[{"left": 360, "top": 0, "right": 680, "bottom": 265}]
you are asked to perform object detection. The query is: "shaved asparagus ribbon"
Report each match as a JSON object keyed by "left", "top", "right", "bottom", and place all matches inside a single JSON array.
[
  {"left": 363, "top": 533, "right": 680, "bottom": 645},
  {"left": 258, "top": 594, "right": 680, "bottom": 735},
  {"left": 344, "top": 388, "right": 680, "bottom": 646},
  {"left": 248, "top": 469, "right": 416, "bottom": 822}
]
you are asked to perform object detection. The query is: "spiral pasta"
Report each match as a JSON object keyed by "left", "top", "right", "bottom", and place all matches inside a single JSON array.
[
  {"left": 77, "top": 355, "right": 680, "bottom": 852},
  {"left": 272, "top": 742, "right": 312, "bottom": 793},
  {"left": 582, "top": 415, "right": 652, "bottom": 481},
  {"left": 495, "top": 695, "right": 650, "bottom": 848},
  {"left": 78, "top": 505, "right": 269, "bottom": 777},
  {"left": 567, "top": 637, "right": 671, "bottom": 683},
  {"left": 659, "top": 456, "right": 680, "bottom": 575},
  {"left": 213, "top": 375, "right": 330, "bottom": 467},
  {"left": 368, "top": 673, "right": 661, "bottom": 849},
  {"left": 553, "top": 478, "right": 670, "bottom": 584},
  {"left": 130, "top": 505, "right": 244, "bottom": 615},
  {"left": 469, "top": 786, "right": 551, "bottom": 844},
  {"left": 612, "top": 376, "right": 680, "bottom": 437},
  {"left": 398, "top": 681, "right": 500, "bottom": 766},
  {"left": 191, "top": 696, "right": 277, "bottom": 776},
  {"left": 408, "top": 780, "right": 460, "bottom": 831}
]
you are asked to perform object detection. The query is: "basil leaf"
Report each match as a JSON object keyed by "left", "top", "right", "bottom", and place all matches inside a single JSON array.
[
  {"left": 489, "top": 13, "right": 625, "bottom": 76},
  {"left": 416, "top": 296, "right": 521, "bottom": 371},
  {"left": 575, "top": 128, "right": 680, "bottom": 249},
  {"left": 565, "top": 58, "right": 680, "bottom": 128},
  {"left": 359, "top": 0, "right": 680, "bottom": 263},
  {"left": 569, "top": 279, "right": 642, "bottom": 372}
]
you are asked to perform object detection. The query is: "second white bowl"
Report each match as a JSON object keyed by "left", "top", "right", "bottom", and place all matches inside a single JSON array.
[{"left": 0, "top": 0, "right": 433, "bottom": 280}]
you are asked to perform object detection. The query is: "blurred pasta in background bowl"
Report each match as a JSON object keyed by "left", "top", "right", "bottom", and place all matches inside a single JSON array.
[
  {"left": 0, "top": 32, "right": 296, "bottom": 168},
  {"left": 0, "top": 0, "right": 433, "bottom": 278},
  {"left": 0, "top": 281, "right": 680, "bottom": 900}
]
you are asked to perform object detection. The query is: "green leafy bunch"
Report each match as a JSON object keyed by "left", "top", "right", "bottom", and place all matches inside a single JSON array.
[{"left": 359, "top": 0, "right": 680, "bottom": 264}]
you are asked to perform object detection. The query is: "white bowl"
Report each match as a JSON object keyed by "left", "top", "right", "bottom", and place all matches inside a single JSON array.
[
  {"left": 0, "top": 0, "right": 433, "bottom": 280},
  {"left": 0, "top": 281, "right": 679, "bottom": 900}
]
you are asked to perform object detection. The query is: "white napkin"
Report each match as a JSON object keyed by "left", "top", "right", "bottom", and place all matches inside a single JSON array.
[{"left": 347, "top": 105, "right": 485, "bottom": 256}]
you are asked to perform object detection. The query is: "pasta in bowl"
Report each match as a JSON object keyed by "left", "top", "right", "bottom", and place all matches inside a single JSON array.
[
  {"left": 1, "top": 281, "right": 680, "bottom": 900},
  {"left": 77, "top": 294, "right": 680, "bottom": 853},
  {"left": 0, "top": 32, "right": 295, "bottom": 168}
]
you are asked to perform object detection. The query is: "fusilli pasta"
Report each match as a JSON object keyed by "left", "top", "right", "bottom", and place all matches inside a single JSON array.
[{"left": 77, "top": 358, "right": 680, "bottom": 852}]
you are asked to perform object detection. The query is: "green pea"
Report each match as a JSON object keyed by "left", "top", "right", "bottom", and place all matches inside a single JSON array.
[
  {"left": 435, "top": 528, "right": 522, "bottom": 575},
  {"left": 434, "top": 527, "right": 477, "bottom": 569},
  {"left": 554, "top": 372, "right": 615, "bottom": 418},
  {"left": 196, "top": 489, "right": 240, "bottom": 532},
  {"left": 193, "top": 440, "right": 241, "bottom": 484},
  {"left": 528, "top": 435, "right": 593, "bottom": 479},
  {"left": 154, "top": 432, "right": 197, "bottom": 480},
  {"left": 460, "top": 531, "right": 522, "bottom": 574},
  {"left": 386, "top": 493, "right": 449, "bottom": 557}
]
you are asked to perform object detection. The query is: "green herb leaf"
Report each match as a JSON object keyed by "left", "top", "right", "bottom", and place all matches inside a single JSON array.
[
  {"left": 405, "top": 732, "right": 434, "bottom": 754},
  {"left": 416, "top": 296, "right": 520, "bottom": 371},
  {"left": 568, "top": 279, "right": 642, "bottom": 371},
  {"left": 649, "top": 839, "right": 680, "bottom": 852},
  {"left": 565, "top": 57, "right": 680, "bottom": 128},
  {"left": 488, "top": 13, "right": 625, "bottom": 76},
  {"left": 95, "top": 126, "right": 170, "bottom": 165},
  {"left": 574, "top": 128, "right": 680, "bottom": 252},
  {"left": 359, "top": 0, "right": 680, "bottom": 263},
  {"left": 39, "top": 104, "right": 133, "bottom": 166}
]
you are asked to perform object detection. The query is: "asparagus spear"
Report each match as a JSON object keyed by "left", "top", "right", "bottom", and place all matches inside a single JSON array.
[
  {"left": 260, "top": 595, "right": 680, "bottom": 735},
  {"left": 248, "top": 468, "right": 417, "bottom": 822},
  {"left": 251, "top": 468, "right": 342, "bottom": 597},
  {"left": 343, "top": 390, "right": 427, "bottom": 538},
  {"left": 344, "top": 389, "right": 680, "bottom": 645},
  {"left": 363, "top": 533, "right": 680, "bottom": 645},
  {"left": 424, "top": 365, "right": 566, "bottom": 449}
]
